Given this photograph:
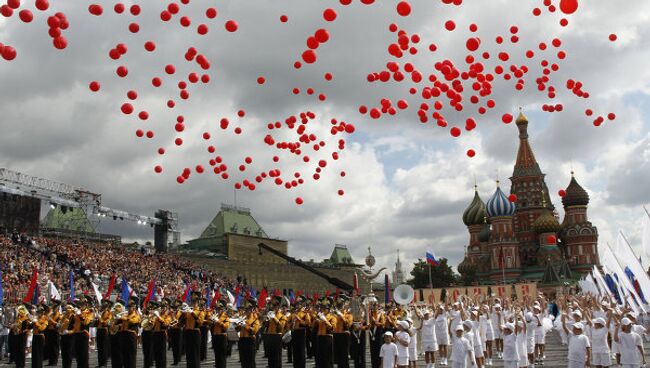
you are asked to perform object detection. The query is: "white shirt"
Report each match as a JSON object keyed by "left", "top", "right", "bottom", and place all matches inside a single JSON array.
[
  {"left": 617, "top": 331, "right": 642, "bottom": 365},
  {"left": 502, "top": 333, "right": 519, "bottom": 361},
  {"left": 451, "top": 335, "right": 473, "bottom": 363},
  {"left": 380, "top": 343, "right": 398, "bottom": 368},
  {"left": 421, "top": 318, "right": 436, "bottom": 341},
  {"left": 567, "top": 333, "right": 590, "bottom": 363},
  {"left": 395, "top": 331, "right": 410, "bottom": 361},
  {"left": 589, "top": 326, "right": 609, "bottom": 354}
]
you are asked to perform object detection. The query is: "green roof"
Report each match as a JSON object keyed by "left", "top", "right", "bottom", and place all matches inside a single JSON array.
[
  {"left": 198, "top": 204, "right": 268, "bottom": 239},
  {"left": 42, "top": 207, "right": 95, "bottom": 233},
  {"left": 328, "top": 245, "right": 355, "bottom": 265}
]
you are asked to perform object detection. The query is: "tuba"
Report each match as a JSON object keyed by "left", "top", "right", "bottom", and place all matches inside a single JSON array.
[{"left": 393, "top": 284, "right": 415, "bottom": 306}]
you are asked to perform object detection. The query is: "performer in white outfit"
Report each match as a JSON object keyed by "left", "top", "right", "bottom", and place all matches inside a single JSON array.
[
  {"left": 491, "top": 302, "right": 504, "bottom": 359},
  {"left": 435, "top": 305, "right": 450, "bottom": 366},
  {"left": 479, "top": 305, "right": 494, "bottom": 366},
  {"left": 587, "top": 316, "right": 611, "bottom": 368},
  {"left": 450, "top": 325, "right": 475, "bottom": 368},
  {"left": 395, "top": 320, "right": 411, "bottom": 368},
  {"left": 407, "top": 318, "right": 418, "bottom": 368},
  {"left": 418, "top": 308, "right": 438, "bottom": 368},
  {"left": 562, "top": 317, "right": 591, "bottom": 368},
  {"left": 501, "top": 323, "right": 519, "bottom": 368}
]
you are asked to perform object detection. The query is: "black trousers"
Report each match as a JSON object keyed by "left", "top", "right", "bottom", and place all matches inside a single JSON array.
[
  {"left": 183, "top": 329, "right": 201, "bottom": 368},
  {"left": 169, "top": 328, "right": 182, "bottom": 365},
  {"left": 119, "top": 331, "right": 137, "bottom": 368},
  {"left": 292, "top": 329, "right": 306, "bottom": 368},
  {"left": 200, "top": 326, "right": 208, "bottom": 361},
  {"left": 238, "top": 336, "right": 256, "bottom": 368},
  {"left": 110, "top": 333, "right": 122, "bottom": 368},
  {"left": 44, "top": 329, "right": 59, "bottom": 365},
  {"left": 333, "top": 333, "right": 350, "bottom": 368},
  {"left": 264, "top": 334, "right": 282, "bottom": 368},
  {"left": 32, "top": 333, "right": 44, "bottom": 368},
  {"left": 74, "top": 332, "right": 90, "bottom": 368},
  {"left": 14, "top": 333, "right": 26, "bottom": 368},
  {"left": 349, "top": 332, "right": 366, "bottom": 368},
  {"left": 152, "top": 331, "right": 167, "bottom": 368},
  {"left": 316, "top": 335, "right": 333, "bottom": 368},
  {"left": 368, "top": 328, "right": 384, "bottom": 368},
  {"left": 286, "top": 338, "right": 293, "bottom": 363},
  {"left": 60, "top": 334, "right": 74, "bottom": 368},
  {"left": 211, "top": 333, "right": 227, "bottom": 368},
  {"left": 142, "top": 330, "right": 154, "bottom": 368},
  {"left": 8, "top": 330, "right": 15, "bottom": 363},
  {"left": 307, "top": 329, "right": 316, "bottom": 359},
  {"left": 96, "top": 327, "right": 110, "bottom": 367}
]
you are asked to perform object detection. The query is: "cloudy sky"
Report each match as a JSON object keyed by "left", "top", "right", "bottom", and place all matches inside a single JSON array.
[{"left": 1, "top": 0, "right": 649, "bottom": 278}]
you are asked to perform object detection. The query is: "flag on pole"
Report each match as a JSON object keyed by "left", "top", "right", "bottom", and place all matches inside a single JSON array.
[
  {"left": 103, "top": 274, "right": 116, "bottom": 301},
  {"left": 288, "top": 290, "right": 295, "bottom": 303},
  {"left": 205, "top": 287, "right": 211, "bottom": 308},
  {"left": 68, "top": 270, "right": 75, "bottom": 302},
  {"left": 181, "top": 282, "right": 191, "bottom": 303},
  {"left": 615, "top": 232, "right": 650, "bottom": 303},
  {"left": 143, "top": 279, "right": 156, "bottom": 308},
  {"left": 23, "top": 268, "right": 38, "bottom": 304},
  {"left": 226, "top": 290, "right": 236, "bottom": 310},
  {"left": 31, "top": 283, "right": 40, "bottom": 305},
  {"left": 120, "top": 277, "right": 131, "bottom": 302},
  {"left": 258, "top": 288, "right": 268, "bottom": 309},
  {"left": 91, "top": 282, "right": 103, "bottom": 304},
  {"left": 210, "top": 288, "right": 221, "bottom": 310},
  {"left": 47, "top": 280, "right": 60, "bottom": 303},
  {"left": 426, "top": 252, "right": 439, "bottom": 266}
]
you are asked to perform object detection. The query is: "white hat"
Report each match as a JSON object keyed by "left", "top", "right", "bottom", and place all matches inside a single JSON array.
[
  {"left": 573, "top": 322, "right": 584, "bottom": 330},
  {"left": 384, "top": 331, "right": 393, "bottom": 337},
  {"left": 455, "top": 325, "right": 464, "bottom": 332},
  {"left": 594, "top": 317, "right": 606, "bottom": 326},
  {"left": 494, "top": 303, "right": 501, "bottom": 309},
  {"left": 533, "top": 305, "right": 541, "bottom": 311},
  {"left": 573, "top": 310, "right": 582, "bottom": 318},
  {"left": 406, "top": 318, "right": 413, "bottom": 324},
  {"left": 503, "top": 323, "right": 515, "bottom": 331},
  {"left": 621, "top": 318, "right": 632, "bottom": 326},
  {"left": 463, "top": 320, "right": 473, "bottom": 328},
  {"left": 525, "top": 312, "right": 533, "bottom": 321},
  {"left": 398, "top": 320, "right": 409, "bottom": 329}
]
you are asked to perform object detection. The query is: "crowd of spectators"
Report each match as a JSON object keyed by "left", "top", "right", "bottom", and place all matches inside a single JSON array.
[{"left": 0, "top": 230, "right": 245, "bottom": 306}]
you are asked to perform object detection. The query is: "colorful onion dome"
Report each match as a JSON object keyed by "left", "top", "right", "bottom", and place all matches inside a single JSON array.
[
  {"left": 478, "top": 220, "right": 491, "bottom": 243},
  {"left": 562, "top": 172, "right": 589, "bottom": 207},
  {"left": 486, "top": 183, "right": 516, "bottom": 217},
  {"left": 516, "top": 111, "right": 528, "bottom": 125},
  {"left": 457, "top": 257, "right": 474, "bottom": 274},
  {"left": 533, "top": 209, "right": 561, "bottom": 234},
  {"left": 462, "top": 188, "right": 487, "bottom": 226}
]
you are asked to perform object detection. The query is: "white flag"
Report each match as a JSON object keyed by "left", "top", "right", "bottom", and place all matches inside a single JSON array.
[
  {"left": 602, "top": 243, "right": 646, "bottom": 313},
  {"left": 47, "top": 280, "right": 61, "bottom": 302},
  {"left": 614, "top": 232, "right": 650, "bottom": 307},
  {"left": 91, "top": 282, "right": 103, "bottom": 304},
  {"left": 592, "top": 266, "right": 613, "bottom": 299}
]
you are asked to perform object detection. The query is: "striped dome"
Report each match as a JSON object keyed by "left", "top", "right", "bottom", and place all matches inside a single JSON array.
[
  {"left": 486, "top": 186, "right": 516, "bottom": 217},
  {"left": 462, "top": 190, "right": 487, "bottom": 226}
]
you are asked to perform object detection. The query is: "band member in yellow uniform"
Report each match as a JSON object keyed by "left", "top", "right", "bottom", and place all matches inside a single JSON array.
[
  {"left": 69, "top": 296, "right": 95, "bottom": 368},
  {"left": 181, "top": 292, "right": 205, "bottom": 368},
  {"left": 237, "top": 298, "right": 261, "bottom": 368},
  {"left": 368, "top": 303, "right": 386, "bottom": 368},
  {"left": 109, "top": 302, "right": 125, "bottom": 368},
  {"left": 44, "top": 300, "right": 61, "bottom": 366},
  {"left": 12, "top": 304, "right": 31, "bottom": 368},
  {"left": 209, "top": 299, "right": 231, "bottom": 368},
  {"left": 32, "top": 303, "right": 50, "bottom": 368},
  {"left": 169, "top": 299, "right": 184, "bottom": 366},
  {"left": 119, "top": 297, "right": 141, "bottom": 368},
  {"left": 152, "top": 299, "right": 173, "bottom": 368},
  {"left": 264, "top": 297, "right": 286, "bottom": 368},
  {"left": 200, "top": 297, "right": 210, "bottom": 362},
  {"left": 96, "top": 299, "right": 113, "bottom": 368},
  {"left": 316, "top": 297, "right": 337, "bottom": 368},
  {"left": 290, "top": 296, "right": 311, "bottom": 368},
  {"left": 333, "top": 297, "right": 353, "bottom": 368},
  {"left": 59, "top": 303, "right": 76, "bottom": 368},
  {"left": 141, "top": 301, "right": 155, "bottom": 368}
]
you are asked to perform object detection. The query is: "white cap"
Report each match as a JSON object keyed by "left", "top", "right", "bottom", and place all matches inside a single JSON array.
[
  {"left": 455, "top": 325, "right": 464, "bottom": 332},
  {"left": 533, "top": 305, "right": 541, "bottom": 311},
  {"left": 573, "top": 310, "right": 582, "bottom": 318},
  {"left": 384, "top": 331, "right": 393, "bottom": 337},
  {"left": 503, "top": 323, "right": 515, "bottom": 331},
  {"left": 621, "top": 318, "right": 632, "bottom": 326},
  {"left": 573, "top": 322, "right": 584, "bottom": 330},
  {"left": 463, "top": 320, "right": 473, "bottom": 328},
  {"left": 398, "top": 320, "right": 409, "bottom": 329},
  {"left": 594, "top": 318, "right": 606, "bottom": 326},
  {"left": 525, "top": 312, "right": 533, "bottom": 321}
]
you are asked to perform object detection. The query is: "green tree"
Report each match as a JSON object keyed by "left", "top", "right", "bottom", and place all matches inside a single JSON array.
[
  {"left": 407, "top": 258, "right": 456, "bottom": 289},
  {"left": 458, "top": 264, "right": 478, "bottom": 286}
]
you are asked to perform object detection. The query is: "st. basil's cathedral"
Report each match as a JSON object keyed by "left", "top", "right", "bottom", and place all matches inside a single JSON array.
[{"left": 457, "top": 111, "right": 600, "bottom": 285}]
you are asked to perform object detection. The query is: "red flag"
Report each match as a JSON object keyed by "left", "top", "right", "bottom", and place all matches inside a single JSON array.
[
  {"left": 335, "top": 288, "right": 340, "bottom": 300},
  {"left": 274, "top": 289, "right": 281, "bottom": 297},
  {"left": 181, "top": 284, "right": 191, "bottom": 302},
  {"left": 210, "top": 288, "right": 221, "bottom": 310},
  {"left": 103, "top": 274, "right": 116, "bottom": 300},
  {"left": 312, "top": 293, "right": 319, "bottom": 304},
  {"left": 258, "top": 288, "right": 268, "bottom": 309},
  {"left": 296, "top": 290, "right": 303, "bottom": 299},
  {"left": 143, "top": 279, "right": 155, "bottom": 308},
  {"left": 23, "top": 268, "right": 38, "bottom": 304},
  {"left": 325, "top": 290, "right": 331, "bottom": 297},
  {"left": 353, "top": 274, "right": 359, "bottom": 292}
]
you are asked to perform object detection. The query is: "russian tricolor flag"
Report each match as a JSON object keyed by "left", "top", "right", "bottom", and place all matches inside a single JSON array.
[{"left": 426, "top": 252, "right": 439, "bottom": 266}]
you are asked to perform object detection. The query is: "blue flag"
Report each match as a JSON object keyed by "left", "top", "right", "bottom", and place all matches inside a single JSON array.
[
  {"left": 236, "top": 290, "right": 242, "bottom": 308},
  {"left": 250, "top": 287, "right": 256, "bottom": 299},
  {"left": 205, "top": 287, "right": 211, "bottom": 308},
  {"left": 69, "top": 270, "right": 75, "bottom": 302},
  {"left": 32, "top": 283, "right": 40, "bottom": 305},
  {"left": 624, "top": 267, "right": 647, "bottom": 303},
  {"left": 121, "top": 277, "right": 130, "bottom": 302},
  {"left": 184, "top": 283, "right": 192, "bottom": 303},
  {"left": 289, "top": 290, "right": 295, "bottom": 303},
  {"left": 604, "top": 273, "right": 622, "bottom": 304}
]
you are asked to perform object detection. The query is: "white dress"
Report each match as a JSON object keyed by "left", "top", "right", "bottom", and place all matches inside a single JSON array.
[
  {"left": 589, "top": 326, "right": 610, "bottom": 366},
  {"left": 421, "top": 318, "right": 438, "bottom": 352},
  {"left": 408, "top": 327, "right": 418, "bottom": 361},
  {"left": 395, "top": 330, "right": 411, "bottom": 366},
  {"left": 435, "top": 313, "right": 450, "bottom": 345},
  {"left": 480, "top": 314, "right": 494, "bottom": 342},
  {"left": 516, "top": 331, "right": 528, "bottom": 367},
  {"left": 502, "top": 333, "right": 519, "bottom": 368}
]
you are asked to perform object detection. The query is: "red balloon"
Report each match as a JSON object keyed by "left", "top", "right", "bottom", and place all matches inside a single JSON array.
[
  {"left": 280, "top": 15, "right": 288, "bottom": 22},
  {"left": 323, "top": 8, "right": 337, "bottom": 21},
  {"left": 121, "top": 103, "right": 134, "bottom": 114},
  {"left": 502, "top": 113, "right": 513, "bottom": 124},
  {"left": 129, "top": 22, "right": 140, "bottom": 33},
  {"left": 197, "top": 24, "right": 209, "bottom": 35},
  {"left": 154, "top": 165, "right": 163, "bottom": 173},
  {"left": 19, "top": 9, "right": 33, "bottom": 22},
  {"left": 609, "top": 33, "right": 617, "bottom": 42},
  {"left": 547, "top": 235, "right": 557, "bottom": 244},
  {"left": 508, "top": 194, "right": 517, "bottom": 202},
  {"left": 116, "top": 43, "right": 128, "bottom": 54},
  {"left": 53, "top": 36, "right": 67, "bottom": 50},
  {"left": 302, "top": 50, "right": 317, "bottom": 64},
  {"left": 396, "top": 1, "right": 411, "bottom": 16},
  {"left": 130, "top": 4, "right": 141, "bottom": 15},
  {"left": 135, "top": 129, "right": 144, "bottom": 137},
  {"left": 295, "top": 197, "right": 304, "bottom": 205},
  {"left": 450, "top": 127, "right": 461, "bottom": 137},
  {"left": 116, "top": 66, "right": 128, "bottom": 77},
  {"left": 138, "top": 111, "right": 149, "bottom": 120},
  {"left": 314, "top": 29, "right": 329, "bottom": 43},
  {"left": 1, "top": 46, "right": 16, "bottom": 61},
  {"left": 225, "top": 20, "right": 238, "bottom": 32},
  {"left": 206, "top": 7, "right": 217, "bottom": 18},
  {"left": 88, "top": 4, "right": 103, "bottom": 16},
  {"left": 558, "top": 189, "right": 567, "bottom": 197},
  {"left": 127, "top": 90, "right": 138, "bottom": 100},
  {"left": 559, "top": 0, "right": 578, "bottom": 14},
  {"left": 35, "top": 0, "right": 49, "bottom": 11},
  {"left": 467, "top": 149, "right": 476, "bottom": 157},
  {"left": 113, "top": 3, "right": 124, "bottom": 13},
  {"left": 180, "top": 16, "right": 191, "bottom": 27},
  {"left": 338, "top": 189, "right": 345, "bottom": 196},
  {"left": 144, "top": 41, "right": 156, "bottom": 52},
  {"left": 466, "top": 37, "right": 480, "bottom": 51},
  {"left": 257, "top": 76, "right": 266, "bottom": 85},
  {"left": 165, "top": 64, "right": 176, "bottom": 74},
  {"left": 445, "top": 20, "right": 456, "bottom": 31},
  {"left": 89, "top": 81, "right": 100, "bottom": 92}
]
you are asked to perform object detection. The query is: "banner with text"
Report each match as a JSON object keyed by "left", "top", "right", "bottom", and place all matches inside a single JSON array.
[{"left": 414, "top": 283, "right": 537, "bottom": 304}]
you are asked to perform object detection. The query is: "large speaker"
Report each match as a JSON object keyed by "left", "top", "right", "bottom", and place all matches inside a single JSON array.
[{"left": 154, "top": 209, "right": 170, "bottom": 253}]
